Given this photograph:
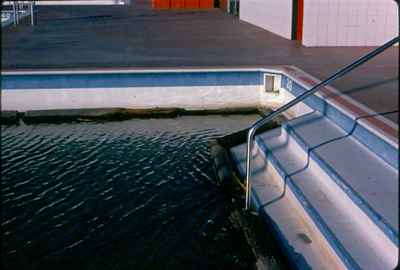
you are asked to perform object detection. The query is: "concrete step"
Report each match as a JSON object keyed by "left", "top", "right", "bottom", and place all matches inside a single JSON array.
[
  {"left": 230, "top": 111, "right": 398, "bottom": 269},
  {"left": 230, "top": 141, "right": 347, "bottom": 270},
  {"left": 280, "top": 75, "right": 398, "bottom": 169},
  {"left": 281, "top": 111, "right": 398, "bottom": 242}
]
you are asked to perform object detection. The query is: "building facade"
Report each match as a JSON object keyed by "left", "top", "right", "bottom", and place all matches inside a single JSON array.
[{"left": 240, "top": 0, "right": 399, "bottom": 46}]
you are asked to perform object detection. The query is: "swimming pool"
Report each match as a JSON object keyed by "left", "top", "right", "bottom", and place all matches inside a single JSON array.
[{"left": 1, "top": 115, "right": 287, "bottom": 269}]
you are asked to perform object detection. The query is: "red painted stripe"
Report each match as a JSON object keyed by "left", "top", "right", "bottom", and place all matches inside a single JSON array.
[
  {"left": 282, "top": 66, "right": 297, "bottom": 73},
  {"left": 298, "top": 75, "right": 333, "bottom": 97},
  {"left": 294, "top": 74, "right": 397, "bottom": 139},
  {"left": 296, "top": 0, "right": 304, "bottom": 41},
  {"left": 363, "top": 117, "right": 398, "bottom": 141},
  {"left": 329, "top": 94, "right": 397, "bottom": 138}
]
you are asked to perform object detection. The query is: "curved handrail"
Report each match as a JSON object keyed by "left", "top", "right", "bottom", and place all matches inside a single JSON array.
[{"left": 245, "top": 35, "right": 400, "bottom": 210}]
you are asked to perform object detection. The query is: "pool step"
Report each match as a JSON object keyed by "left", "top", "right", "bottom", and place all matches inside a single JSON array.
[
  {"left": 230, "top": 111, "right": 398, "bottom": 270},
  {"left": 231, "top": 142, "right": 347, "bottom": 269},
  {"left": 281, "top": 111, "right": 398, "bottom": 241},
  {"left": 280, "top": 74, "right": 398, "bottom": 169}
]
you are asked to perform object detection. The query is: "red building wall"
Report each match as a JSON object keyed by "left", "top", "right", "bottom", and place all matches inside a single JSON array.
[
  {"left": 199, "top": 0, "right": 213, "bottom": 8},
  {"left": 153, "top": 0, "right": 170, "bottom": 9},
  {"left": 171, "top": 0, "right": 185, "bottom": 8},
  {"left": 153, "top": 0, "right": 213, "bottom": 9},
  {"left": 185, "top": 0, "right": 199, "bottom": 8}
]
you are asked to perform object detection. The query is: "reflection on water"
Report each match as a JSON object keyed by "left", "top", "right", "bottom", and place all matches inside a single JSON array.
[{"left": 1, "top": 115, "right": 285, "bottom": 270}]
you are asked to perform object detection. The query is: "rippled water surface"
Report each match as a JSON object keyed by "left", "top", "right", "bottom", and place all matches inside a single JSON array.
[{"left": 2, "top": 115, "right": 285, "bottom": 270}]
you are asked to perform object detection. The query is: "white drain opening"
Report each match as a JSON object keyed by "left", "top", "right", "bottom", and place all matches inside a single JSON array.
[{"left": 264, "top": 74, "right": 281, "bottom": 94}]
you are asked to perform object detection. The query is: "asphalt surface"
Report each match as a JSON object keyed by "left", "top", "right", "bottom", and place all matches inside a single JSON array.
[{"left": 1, "top": 0, "right": 398, "bottom": 122}]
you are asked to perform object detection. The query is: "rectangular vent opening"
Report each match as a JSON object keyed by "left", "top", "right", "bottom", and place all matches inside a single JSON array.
[{"left": 264, "top": 74, "right": 280, "bottom": 93}]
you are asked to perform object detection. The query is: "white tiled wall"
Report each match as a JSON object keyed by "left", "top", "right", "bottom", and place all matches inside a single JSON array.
[
  {"left": 302, "top": 0, "right": 399, "bottom": 46},
  {"left": 240, "top": 0, "right": 293, "bottom": 39}
]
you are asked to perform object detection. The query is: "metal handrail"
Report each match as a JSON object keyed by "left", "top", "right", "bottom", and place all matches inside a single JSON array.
[{"left": 244, "top": 35, "right": 400, "bottom": 210}]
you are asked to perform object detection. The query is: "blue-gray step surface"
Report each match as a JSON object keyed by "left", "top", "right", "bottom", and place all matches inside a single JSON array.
[
  {"left": 231, "top": 142, "right": 347, "bottom": 269},
  {"left": 282, "top": 111, "right": 398, "bottom": 241},
  {"left": 230, "top": 111, "right": 398, "bottom": 270}
]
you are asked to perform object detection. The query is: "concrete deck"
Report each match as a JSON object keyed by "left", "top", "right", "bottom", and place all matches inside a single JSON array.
[{"left": 1, "top": 0, "right": 398, "bottom": 123}]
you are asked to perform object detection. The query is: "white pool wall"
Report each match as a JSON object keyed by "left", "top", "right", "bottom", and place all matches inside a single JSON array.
[
  {"left": 2, "top": 85, "right": 262, "bottom": 111},
  {"left": 1, "top": 69, "right": 270, "bottom": 112}
]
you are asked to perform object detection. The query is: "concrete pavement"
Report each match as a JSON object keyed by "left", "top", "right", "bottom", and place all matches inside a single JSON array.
[{"left": 1, "top": 0, "right": 398, "bottom": 122}]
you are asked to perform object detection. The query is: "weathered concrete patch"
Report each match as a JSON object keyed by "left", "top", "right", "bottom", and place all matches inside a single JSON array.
[
  {"left": 209, "top": 140, "right": 235, "bottom": 190},
  {"left": 1, "top": 111, "right": 20, "bottom": 125},
  {"left": 23, "top": 108, "right": 180, "bottom": 123},
  {"left": 184, "top": 107, "right": 260, "bottom": 115},
  {"left": 21, "top": 107, "right": 261, "bottom": 124}
]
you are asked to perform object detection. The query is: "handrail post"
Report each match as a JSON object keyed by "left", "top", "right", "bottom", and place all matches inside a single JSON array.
[{"left": 245, "top": 127, "right": 256, "bottom": 210}]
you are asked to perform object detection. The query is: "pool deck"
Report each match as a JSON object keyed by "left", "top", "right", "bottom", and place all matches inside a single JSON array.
[{"left": 1, "top": 0, "right": 398, "bottom": 123}]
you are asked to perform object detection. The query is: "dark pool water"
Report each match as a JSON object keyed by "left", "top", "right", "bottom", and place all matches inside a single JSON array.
[{"left": 1, "top": 115, "right": 285, "bottom": 270}]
